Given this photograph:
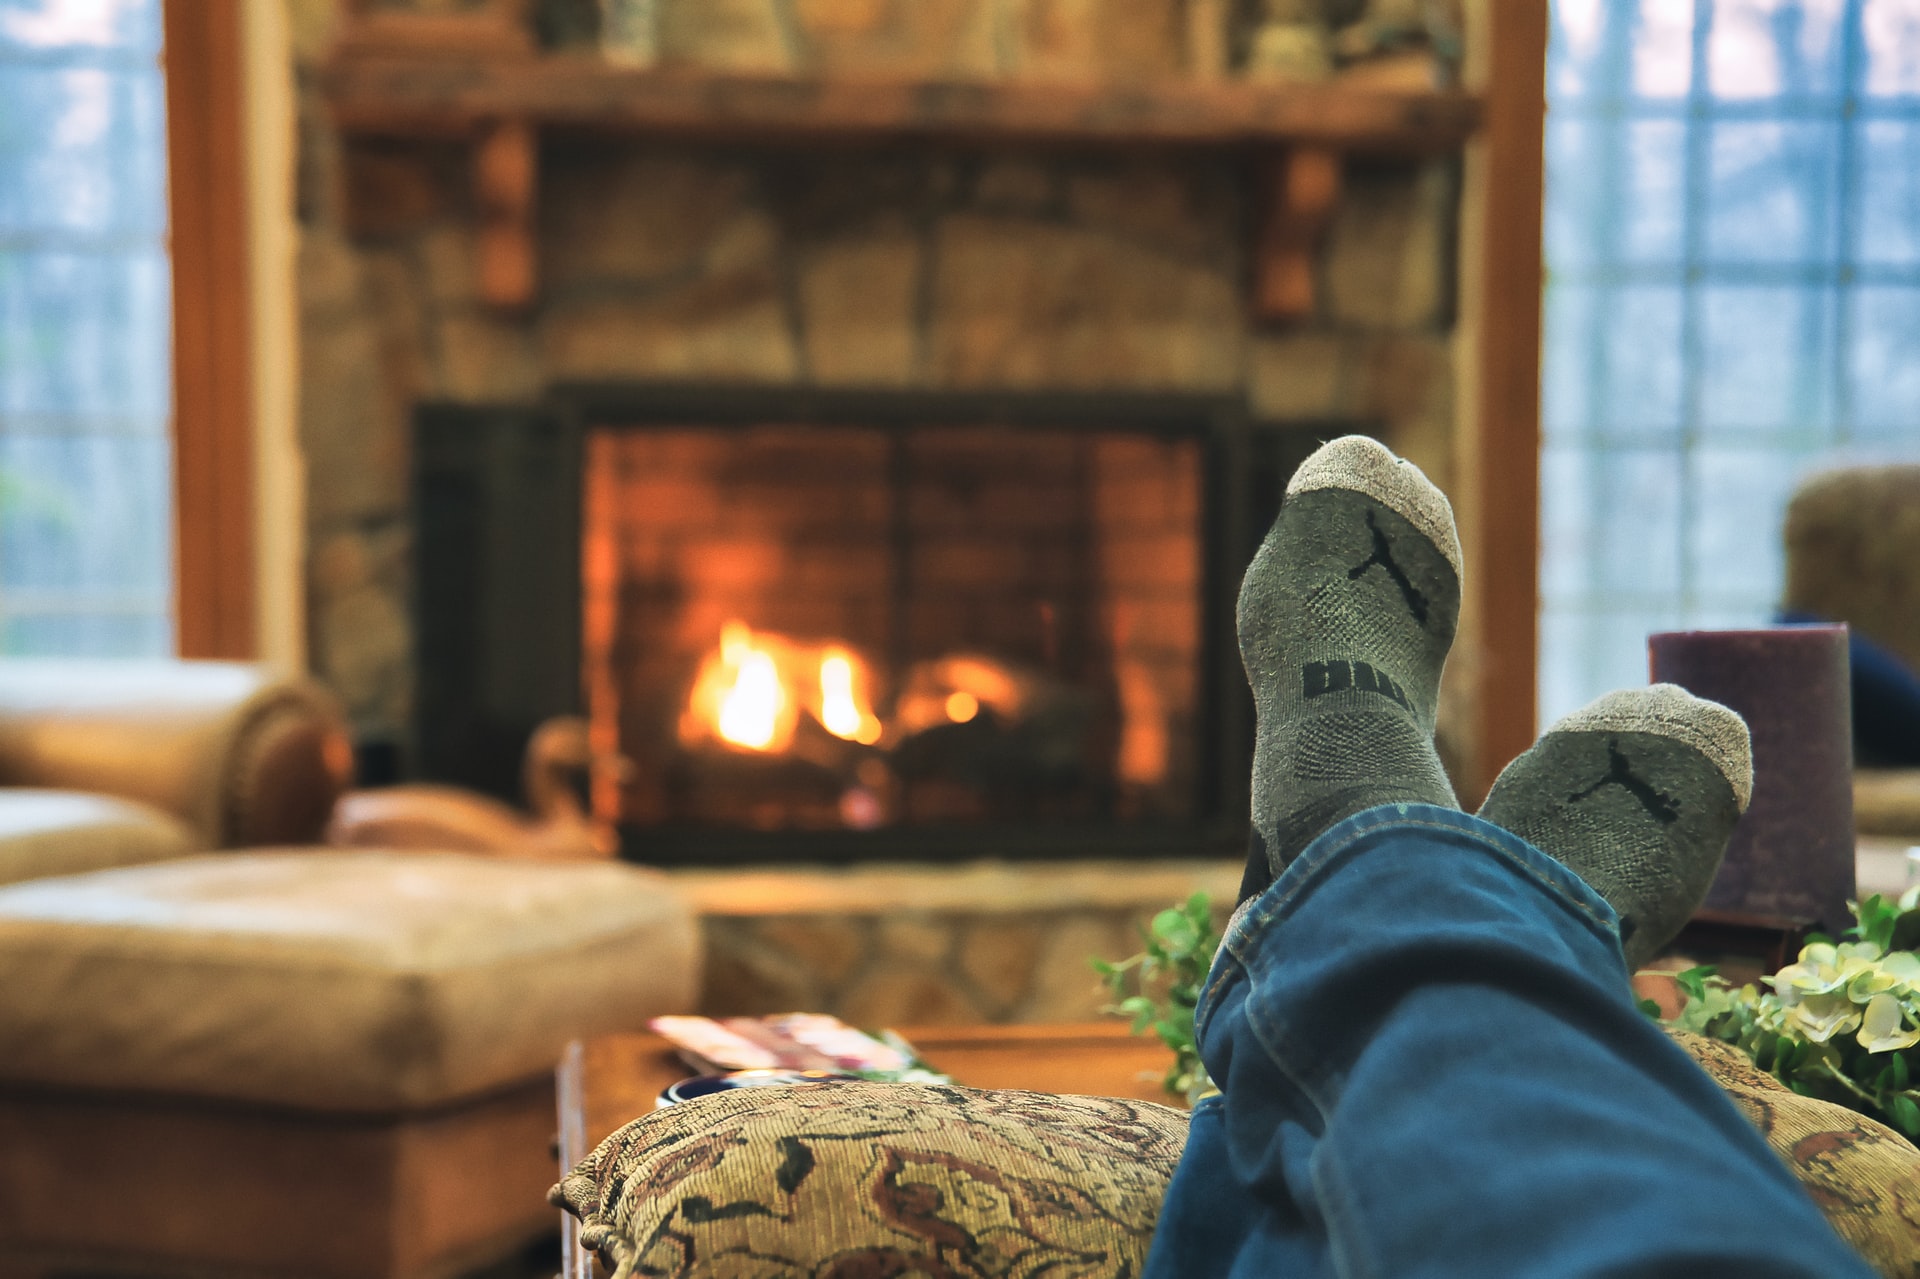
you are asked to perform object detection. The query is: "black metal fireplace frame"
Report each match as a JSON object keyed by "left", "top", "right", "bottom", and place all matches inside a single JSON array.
[{"left": 412, "top": 382, "right": 1329, "bottom": 866}]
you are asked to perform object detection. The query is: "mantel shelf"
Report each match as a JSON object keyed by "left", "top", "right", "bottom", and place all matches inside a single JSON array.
[
  {"left": 320, "top": 52, "right": 1482, "bottom": 154},
  {"left": 319, "top": 51, "right": 1483, "bottom": 313}
]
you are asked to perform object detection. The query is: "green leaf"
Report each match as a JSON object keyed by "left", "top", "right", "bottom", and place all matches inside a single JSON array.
[
  {"left": 1674, "top": 965, "right": 1717, "bottom": 1002},
  {"left": 1896, "top": 1053, "right": 1911, "bottom": 1091},
  {"left": 1893, "top": 1094, "right": 1920, "bottom": 1136},
  {"left": 1637, "top": 998, "right": 1663, "bottom": 1019}
]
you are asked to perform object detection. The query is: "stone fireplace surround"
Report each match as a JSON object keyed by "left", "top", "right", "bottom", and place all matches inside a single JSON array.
[{"left": 293, "top": 0, "right": 1465, "bottom": 1021}]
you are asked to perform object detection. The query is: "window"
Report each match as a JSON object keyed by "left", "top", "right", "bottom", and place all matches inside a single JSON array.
[
  {"left": 1540, "top": 0, "right": 1920, "bottom": 725},
  {"left": 0, "top": 0, "right": 170, "bottom": 655}
]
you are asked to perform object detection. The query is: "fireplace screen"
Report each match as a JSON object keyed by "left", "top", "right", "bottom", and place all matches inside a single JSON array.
[{"left": 581, "top": 424, "right": 1203, "bottom": 832}]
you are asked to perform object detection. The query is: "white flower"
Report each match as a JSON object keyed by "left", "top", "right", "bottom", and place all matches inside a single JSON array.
[
  {"left": 1787, "top": 992, "right": 1863, "bottom": 1043},
  {"left": 1881, "top": 952, "right": 1920, "bottom": 988},
  {"left": 1857, "top": 992, "right": 1920, "bottom": 1054}
]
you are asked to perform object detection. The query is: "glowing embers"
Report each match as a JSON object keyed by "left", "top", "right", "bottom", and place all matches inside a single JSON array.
[{"left": 682, "top": 621, "right": 882, "bottom": 754}]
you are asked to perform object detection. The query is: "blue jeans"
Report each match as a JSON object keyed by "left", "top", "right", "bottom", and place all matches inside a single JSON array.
[{"left": 1144, "top": 804, "right": 1875, "bottom": 1278}]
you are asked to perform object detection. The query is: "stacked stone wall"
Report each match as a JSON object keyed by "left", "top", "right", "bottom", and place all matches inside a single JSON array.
[{"left": 289, "top": 1, "right": 1459, "bottom": 759}]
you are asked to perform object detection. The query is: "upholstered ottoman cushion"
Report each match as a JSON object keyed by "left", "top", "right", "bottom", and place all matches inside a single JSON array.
[
  {"left": 0, "top": 789, "right": 197, "bottom": 887},
  {"left": 551, "top": 1082, "right": 1188, "bottom": 1279},
  {"left": 0, "top": 850, "right": 698, "bottom": 1111}
]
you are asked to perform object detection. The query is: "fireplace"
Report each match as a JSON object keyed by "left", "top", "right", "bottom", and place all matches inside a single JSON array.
[{"left": 413, "top": 386, "right": 1323, "bottom": 864}]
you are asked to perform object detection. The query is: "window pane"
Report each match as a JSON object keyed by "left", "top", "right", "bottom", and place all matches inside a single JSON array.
[
  {"left": 1688, "top": 445, "right": 1810, "bottom": 609},
  {"left": 1543, "top": 288, "right": 1689, "bottom": 445},
  {"left": 1704, "top": 121, "right": 1841, "bottom": 263},
  {"left": 1708, "top": 0, "right": 1848, "bottom": 99},
  {"left": 1595, "top": 286, "right": 1688, "bottom": 434},
  {"left": 1633, "top": 0, "right": 1699, "bottom": 97},
  {"left": 1855, "top": 120, "right": 1920, "bottom": 266},
  {"left": 0, "top": 0, "right": 159, "bottom": 55},
  {"left": 0, "top": 0, "right": 170, "bottom": 657},
  {"left": 0, "top": 249, "right": 170, "bottom": 418},
  {"left": 1862, "top": 0, "right": 1920, "bottom": 97},
  {"left": 1697, "top": 285, "right": 1834, "bottom": 434},
  {"left": 1848, "top": 285, "right": 1920, "bottom": 438},
  {"left": 0, "top": 65, "right": 165, "bottom": 236}
]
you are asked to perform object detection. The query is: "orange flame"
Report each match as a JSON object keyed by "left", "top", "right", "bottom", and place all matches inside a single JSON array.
[
  {"left": 819, "top": 648, "right": 883, "bottom": 745},
  {"left": 682, "top": 621, "right": 882, "bottom": 753}
]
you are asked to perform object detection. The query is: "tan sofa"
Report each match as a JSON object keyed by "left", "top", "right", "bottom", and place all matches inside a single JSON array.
[
  {"left": 0, "top": 659, "right": 352, "bottom": 885},
  {"left": 0, "top": 661, "right": 702, "bottom": 1279}
]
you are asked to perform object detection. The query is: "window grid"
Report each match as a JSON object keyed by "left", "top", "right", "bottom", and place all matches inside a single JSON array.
[{"left": 1540, "top": 0, "right": 1920, "bottom": 726}]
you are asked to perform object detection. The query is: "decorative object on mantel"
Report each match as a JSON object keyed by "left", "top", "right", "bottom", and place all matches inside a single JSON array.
[
  {"left": 596, "top": 0, "right": 659, "bottom": 64},
  {"left": 326, "top": 715, "right": 631, "bottom": 859},
  {"left": 1244, "top": 0, "right": 1460, "bottom": 88},
  {"left": 1650, "top": 626, "right": 1857, "bottom": 934}
]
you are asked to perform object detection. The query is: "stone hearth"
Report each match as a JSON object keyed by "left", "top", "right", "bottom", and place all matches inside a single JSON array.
[{"left": 676, "top": 856, "right": 1242, "bottom": 1024}]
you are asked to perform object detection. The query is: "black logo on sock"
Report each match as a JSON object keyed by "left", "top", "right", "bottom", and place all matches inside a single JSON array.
[
  {"left": 1568, "top": 738, "right": 1680, "bottom": 825},
  {"left": 1302, "top": 659, "right": 1413, "bottom": 712},
  {"left": 1348, "top": 510, "right": 1431, "bottom": 625}
]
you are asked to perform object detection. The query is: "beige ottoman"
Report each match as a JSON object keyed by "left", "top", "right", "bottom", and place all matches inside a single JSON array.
[{"left": 0, "top": 851, "right": 700, "bottom": 1279}]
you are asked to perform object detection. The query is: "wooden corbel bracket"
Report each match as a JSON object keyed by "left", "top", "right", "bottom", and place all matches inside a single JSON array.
[
  {"left": 473, "top": 119, "right": 538, "bottom": 310},
  {"left": 1253, "top": 147, "right": 1343, "bottom": 323}
]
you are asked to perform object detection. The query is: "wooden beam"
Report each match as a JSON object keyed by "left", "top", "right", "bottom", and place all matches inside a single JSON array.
[
  {"left": 1462, "top": 1, "right": 1547, "bottom": 799},
  {"left": 320, "top": 54, "right": 1482, "bottom": 154},
  {"left": 473, "top": 120, "right": 538, "bottom": 310},
  {"left": 165, "top": 0, "right": 257, "bottom": 660},
  {"left": 1252, "top": 147, "right": 1343, "bottom": 322}
]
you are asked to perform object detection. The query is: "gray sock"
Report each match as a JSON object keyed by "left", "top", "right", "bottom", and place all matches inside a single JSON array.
[
  {"left": 1239, "top": 436, "right": 1462, "bottom": 899},
  {"left": 1478, "top": 684, "right": 1753, "bottom": 972}
]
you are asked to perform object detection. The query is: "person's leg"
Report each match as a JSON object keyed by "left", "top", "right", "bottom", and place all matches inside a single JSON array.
[
  {"left": 1146, "top": 803, "right": 1874, "bottom": 1279},
  {"left": 1150, "top": 435, "right": 1873, "bottom": 1276}
]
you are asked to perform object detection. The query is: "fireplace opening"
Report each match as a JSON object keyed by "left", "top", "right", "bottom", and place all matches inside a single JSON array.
[
  {"left": 585, "top": 422, "right": 1202, "bottom": 833},
  {"left": 413, "top": 387, "right": 1326, "bottom": 864}
]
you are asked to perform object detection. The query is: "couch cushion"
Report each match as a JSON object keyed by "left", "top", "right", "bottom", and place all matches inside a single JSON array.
[
  {"left": 550, "top": 1081, "right": 1187, "bottom": 1279},
  {"left": 0, "top": 789, "right": 198, "bottom": 887},
  {"left": 0, "top": 850, "right": 698, "bottom": 1111},
  {"left": 1671, "top": 1031, "right": 1920, "bottom": 1278}
]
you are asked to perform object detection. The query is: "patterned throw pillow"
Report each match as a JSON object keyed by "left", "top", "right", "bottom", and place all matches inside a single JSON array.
[
  {"left": 554, "top": 1054, "right": 1920, "bottom": 1279},
  {"left": 1671, "top": 1030, "right": 1920, "bottom": 1278},
  {"left": 549, "top": 1081, "right": 1189, "bottom": 1279}
]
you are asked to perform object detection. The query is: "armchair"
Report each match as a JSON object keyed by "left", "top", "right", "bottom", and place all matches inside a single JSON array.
[
  {"left": 0, "top": 659, "right": 353, "bottom": 885},
  {"left": 1781, "top": 464, "right": 1920, "bottom": 837}
]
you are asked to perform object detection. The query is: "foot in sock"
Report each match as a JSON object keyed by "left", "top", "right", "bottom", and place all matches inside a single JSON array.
[
  {"left": 1238, "top": 436, "right": 1463, "bottom": 906},
  {"left": 1478, "top": 684, "right": 1753, "bottom": 972}
]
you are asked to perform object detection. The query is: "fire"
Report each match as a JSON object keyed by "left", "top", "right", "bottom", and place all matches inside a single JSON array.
[
  {"left": 819, "top": 649, "right": 883, "bottom": 745},
  {"left": 682, "top": 621, "right": 882, "bottom": 753},
  {"left": 716, "top": 624, "right": 785, "bottom": 750}
]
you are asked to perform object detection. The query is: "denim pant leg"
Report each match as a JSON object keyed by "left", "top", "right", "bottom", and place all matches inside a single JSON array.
[{"left": 1144, "top": 803, "right": 1876, "bottom": 1279}]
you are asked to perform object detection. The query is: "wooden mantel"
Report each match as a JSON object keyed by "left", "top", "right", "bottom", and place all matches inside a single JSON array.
[{"left": 320, "top": 51, "right": 1484, "bottom": 311}]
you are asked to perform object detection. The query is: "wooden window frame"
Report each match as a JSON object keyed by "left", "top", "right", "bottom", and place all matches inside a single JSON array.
[
  {"left": 1461, "top": 0, "right": 1547, "bottom": 799},
  {"left": 164, "top": 0, "right": 256, "bottom": 660}
]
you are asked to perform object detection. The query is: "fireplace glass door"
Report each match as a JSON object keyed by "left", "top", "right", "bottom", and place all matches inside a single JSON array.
[{"left": 581, "top": 423, "right": 1203, "bottom": 833}]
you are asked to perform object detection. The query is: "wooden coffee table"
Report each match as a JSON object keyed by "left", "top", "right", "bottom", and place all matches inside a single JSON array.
[{"left": 555, "top": 1022, "right": 1178, "bottom": 1279}]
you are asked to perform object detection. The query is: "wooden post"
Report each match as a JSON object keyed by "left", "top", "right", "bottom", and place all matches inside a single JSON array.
[
  {"left": 1459, "top": 0, "right": 1547, "bottom": 799},
  {"left": 474, "top": 119, "right": 538, "bottom": 310},
  {"left": 165, "top": 0, "right": 257, "bottom": 659},
  {"left": 1252, "top": 148, "right": 1342, "bottom": 322}
]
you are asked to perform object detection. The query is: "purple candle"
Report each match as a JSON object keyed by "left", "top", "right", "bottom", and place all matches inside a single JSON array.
[{"left": 1648, "top": 626, "right": 1854, "bottom": 932}]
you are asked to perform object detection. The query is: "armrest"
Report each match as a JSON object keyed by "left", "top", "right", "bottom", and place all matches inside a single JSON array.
[{"left": 0, "top": 660, "right": 354, "bottom": 848}]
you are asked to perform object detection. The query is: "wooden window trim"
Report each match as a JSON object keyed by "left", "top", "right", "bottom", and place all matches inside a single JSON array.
[
  {"left": 1462, "top": 1, "right": 1547, "bottom": 800},
  {"left": 165, "top": 0, "right": 256, "bottom": 659}
]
